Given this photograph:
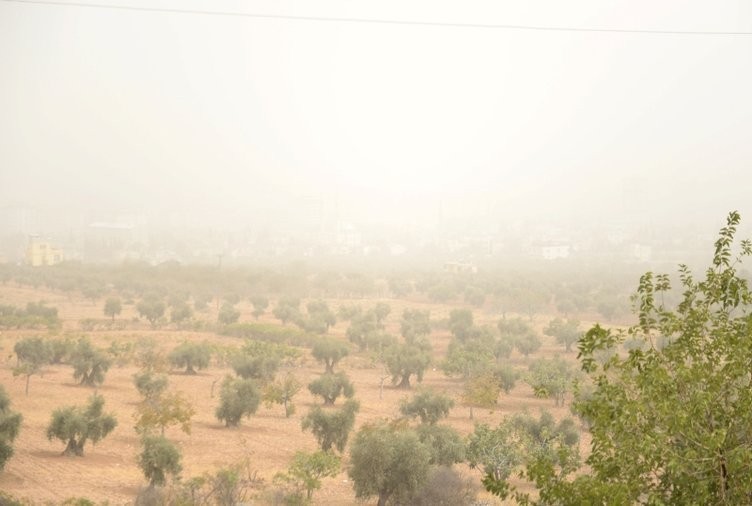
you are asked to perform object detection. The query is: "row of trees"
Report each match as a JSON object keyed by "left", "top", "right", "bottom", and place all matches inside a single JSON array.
[{"left": 1, "top": 256, "right": 637, "bottom": 324}]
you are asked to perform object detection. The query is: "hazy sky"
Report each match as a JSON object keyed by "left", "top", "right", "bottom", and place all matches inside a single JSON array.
[{"left": 1, "top": 0, "right": 751, "bottom": 231}]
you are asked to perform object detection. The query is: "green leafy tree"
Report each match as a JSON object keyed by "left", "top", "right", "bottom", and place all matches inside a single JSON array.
[
  {"left": 137, "top": 297, "right": 166, "bottom": 327},
  {"left": 468, "top": 411, "right": 579, "bottom": 487},
  {"left": 272, "top": 297, "right": 301, "bottom": 325},
  {"left": 494, "top": 364, "right": 518, "bottom": 394},
  {"left": 134, "top": 391, "right": 195, "bottom": 435},
  {"left": 215, "top": 377, "right": 260, "bottom": 427},
  {"left": 218, "top": 302, "right": 240, "bottom": 325},
  {"left": 349, "top": 422, "right": 432, "bottom": 506},
  {"left": 442, "top": 338, "right": 494, "bottom": 379},
  {"left": 103, "top": 297, "right": 122, "bottom": 321},
  {"left": 13, "top": 336, "right": 51, "bottom": 395},
  {"left": 372, "top": 302, "right": 391, "bottom": 325},
  {"left": 168, "top": 342, "right": 210, "bottom": 374},
  {"left": 71, "top": 338, "right": 111, "bottom": 387},
  {"left": 301, "top": 399, "right": 359, "bottom": 452},
  {"left": 448, "top": 309, "right": 474, "bottom": 340},
  {"left": 306, "top": 300, "right": 336, "bottom": 332},
  {"left": 415, "top": 423, "right": 466, "bottom": 466},
  {"left": 262, "top": 373, "right": 302, "bottom": 417},
  {"left": 133, "top": 371, "right": 168, "bottom": 401},
  {"left": 399, "top": 389, "right": 454, "bottom": 425},
  {"left": 346, "top": 311, "right": 379, "bottom": 350},
  {"left": 0, "top": 386, "right": 22, "bottom": 471},
  {"left": 138, "top": 434, "right": 182, "bottom": 487},
  {"left": 337, "top": 304, "right": 362, "bottom": 321},
  {"left": 274, "top": 450, "right": 341, "bottom": 502},
  {"left": 493, "top": 334, "right": 514, "bottom": 363},
  {"left": 250, "top": 296, "right": 269, "bottom": 319},
  {"left": 46, "top": 394, "right": 117, "bottom": 456},
  {"left": 486, "top": 212, "right": 752, "bottom": 504},
  {"left": 48, "top": 336, "right": 75, "bottom": 364},
  {"left": 526, "top": 356, "right": 576, "bottom": 406},
  {"left": 462, "top": 373, "right": 500, "bottom": 419},
  {"left": 515, "top": 333, "right": 542, "bottom": 358},
  {"left": 400, "top": 309, "right": 431, "bottom": 342},
  {"left": 543, "top": 318, "right": 582, "bottom": 352},
  {"left": 170, "top": 301, "right": 193, "bottom": 324},
  {"left": 385, "top": 340, "right": 432, "bottom": 388},
  {"left": 311, "top": 337, "right": 349, "bottom": 373},
  {"left": 230, "top": 352, "right": 279, "bottom": 383},
  {"left": 308, "top": 372, "right": 355, "bottom": 406}
]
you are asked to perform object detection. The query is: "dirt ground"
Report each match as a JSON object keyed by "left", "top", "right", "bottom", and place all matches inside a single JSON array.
[{"left": 0, "top": 283, "right": 589, "bottom": 505}]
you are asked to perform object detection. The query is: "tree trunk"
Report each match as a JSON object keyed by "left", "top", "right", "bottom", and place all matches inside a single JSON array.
[
  {"left": 469, "top": 405, "right": 474, "bottom": 420},
  {"left": 377, "top": 491, "right": 390, "bottom": 506},
  {"left": 398, "top": 375, "right": 411, "bottom": 389},
  {"left": 63, "top": 438, "right": 82, "bottom": 456},
  {"left": 25, "top": 374, "right": 30, "bottom": 396}
]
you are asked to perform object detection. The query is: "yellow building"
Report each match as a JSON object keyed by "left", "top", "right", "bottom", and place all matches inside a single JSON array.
[{"left": 26, "top": 236, "right": 64, "bottom": 266}]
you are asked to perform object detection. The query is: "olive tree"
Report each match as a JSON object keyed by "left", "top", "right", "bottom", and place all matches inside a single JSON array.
[
  {"left": 13, "top": 336, "right": 51, "bottom": 395},
  {"left": 137, "top": 297, "right": 165, "bottom": 327},
  {"left": 543, "top": 318, "right": 582, "bottom": 352},
  {"left": 0, "top": 386, "right": 22, "bottom": 471},
  {"left": 311, "top": 337, "right": 349, "bottom": 373},
  {"left": 308, "top": 372, "right": 355, "bottom": 405},
  {"left": 46, "top": 394, "right": 117, "bottom": 456},
  {"left": 215, "top": 377, "right": 260, "bottom": 427},
  {"left": 168, "top": 342, "right": 210, "bottom": 375},
  {"left": 133, "top": 371, "right": 168, "bottom": 401},
  {"left": 103, "top": 297, "right": 122, "bottom": 321},
  {"left": 71, "top": 338, "right": 111, "bottom": 387},
  {"left": 385, "top": 340, "right": 431, "bottom": 388},
  {"left": 349, "top": 422, "right": 432, "bottom": 506},
  {"left": 526, "top": 356, "right": 576, "bottom": 406},
  {"left": 250, "top": 296, "right": 269, "bottom": 319},
  {"left": 301, "top": 399, "right": 359, "bottom": 452},
  {"left": 138, "top": 435, "right": 182, "bottom": 487},
  {"left": 400, "top": 309, "right": 431, "bottom": 342},
  {"left": 399, "top": 389, "right": 454, "bottom": 425}
]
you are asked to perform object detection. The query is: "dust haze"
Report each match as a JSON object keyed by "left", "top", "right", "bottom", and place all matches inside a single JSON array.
[{"left": 2, "top": 0, "right": 751, "bottom": 265}]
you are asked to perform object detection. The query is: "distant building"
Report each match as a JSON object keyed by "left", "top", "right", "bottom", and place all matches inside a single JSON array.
[
  {"left": 629, "top": 243, "right": 652, "bottom": 262},
  {"left": 26, "top": 235, "right": 64, "bottom": 266},
  {"left": 539, "top": 243, "right": 570, "bottom": 260},
  {"left": 443, "top": 261, "right": 478, "bottom": 274}
]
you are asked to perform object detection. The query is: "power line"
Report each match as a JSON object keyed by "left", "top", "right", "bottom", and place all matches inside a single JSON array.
[{"left": 3, "top": 0, "right": 752, "bottom": 36}]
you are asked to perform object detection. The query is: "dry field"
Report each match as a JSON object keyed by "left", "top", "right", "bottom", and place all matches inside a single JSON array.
[{"left": 0, "top": 283, "right": 590, "bottom": 505}]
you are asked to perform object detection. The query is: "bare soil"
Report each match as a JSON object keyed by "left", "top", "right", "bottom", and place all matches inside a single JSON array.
[{"left": 0, "top": 283, "right": 589, "bottom": 505}]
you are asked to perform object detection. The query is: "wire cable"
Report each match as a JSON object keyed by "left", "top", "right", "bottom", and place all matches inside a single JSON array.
[{"left": 2, "top": 0, "right": 752, "bottom": 36}]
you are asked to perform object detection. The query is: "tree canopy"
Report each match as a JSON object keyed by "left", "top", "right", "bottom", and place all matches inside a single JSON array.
[
  {"left": 301, "top": 399, "right": 359, "bottom": 453},
  {"left": 308, "top": 372, "right": 355, "bottom": 406},
  {"left": 486, "top": 212, "right": 752, "bottom": 505},
  {"left": 138, "top": 435, "right": 182, "bottom": 487},
  {"left": 399, "top": 389, "right": 454, "bottom": 425},
  {"left": 349, "top": 422, "right": 432, "bottom": 506},
  {"left": 46, "top": 394, "right": 117, "bottom": 456},
  {"left": 215, "top": 377, "right": 261, "bottom": 428},
  {"left": 0, "top": 386, "right": 22, "bottom": 471},
  {"left": 168, "top": 342, "right": 210, "bottom": 375},
  {"left": 311, "top": 337, "right": 349, "bottom": 373}
]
